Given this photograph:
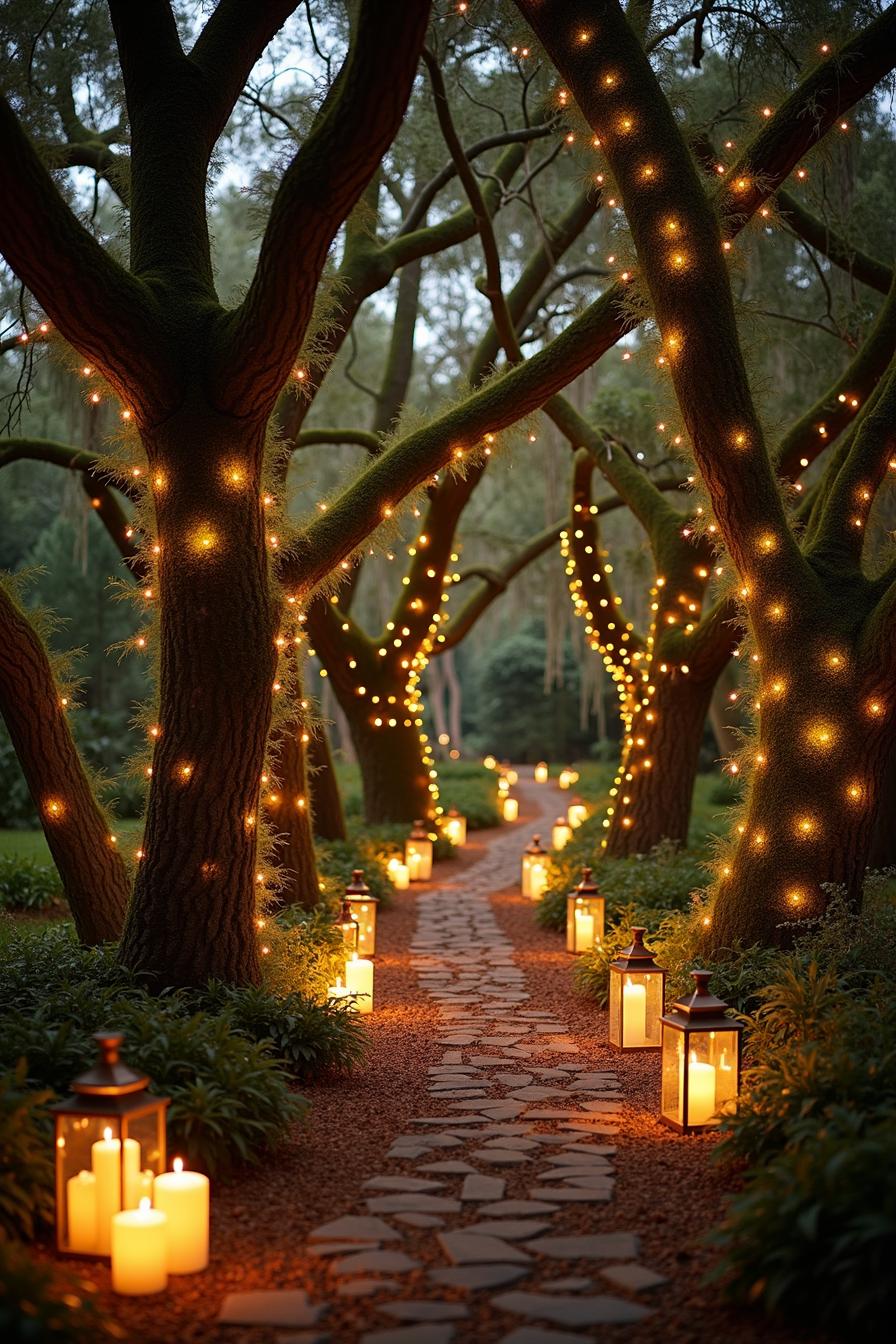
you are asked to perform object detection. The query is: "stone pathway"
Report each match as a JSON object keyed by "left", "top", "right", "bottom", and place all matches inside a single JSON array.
[{"left": 221, "top": 780, "right": 668, "bottom": 1342}]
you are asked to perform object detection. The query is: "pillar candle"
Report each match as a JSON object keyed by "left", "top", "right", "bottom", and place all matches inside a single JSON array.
[
  {"left": 153, "top": 1158, "right": 210, "bottom": 1274},
  {"left": 392, "top": 862, "right": 409, "bottom": 890},
  {"left": 91, "top": 1130, "right": 140, "bottom": 1254},
  {"left": 503, "top": 797, "right": 519, "bottom": 822},
  {"left": 66, "top": 1170, "right": 97, "bottom": 1254},
  {"left": 622, "top": 977, "right": 648, "bottom": 1047},
  {"left": 327, "top": 977, "right": 352, "bottom": 1004},
  {"left": 534, "top": 763, "right": 548, "bottom": 783},
  {"left": 345, "top": 954, "right": 374, "bottom": 1014},
  {"left": 574, "top": 908, "right": 594, "bottom": 952},
  {"left": 406, "top": 850, "right": 422, "bottom": 881},
  {"left": 687, "top": 1054, "right": 717, "bottom": 1126},
  {"left": 111, "top": 1198, "right": 168, "bottom": 1295}
]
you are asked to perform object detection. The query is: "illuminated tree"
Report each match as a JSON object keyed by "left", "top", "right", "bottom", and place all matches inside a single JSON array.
[{"left": 517, "top": 0, "right": 896, "bottom": 944}]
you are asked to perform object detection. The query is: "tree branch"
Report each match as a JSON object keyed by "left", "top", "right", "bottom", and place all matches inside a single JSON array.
[
  {"left": 776, "top": 189, "right": 893, "bottom": 297},
  {"left": 216, "top": 0, "right": 431, "bottom": 418}
]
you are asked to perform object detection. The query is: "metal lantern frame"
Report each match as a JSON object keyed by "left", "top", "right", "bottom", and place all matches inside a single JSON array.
[
  {"left": 344, "top": 869, "right": 379, "bottom": 958},
  {"left": 521, "top": 834, "right": 547, "bottom": 897},
  {"left": 334, "top": 898, "right": 360, "bottom": 955},
  {"left": 405, "top": 819, "right": 433, "bottom": 880},
  {"left": 442, "top": 807, "right": 467, "bottom": 846},
  {"left": 551, "top": 815, "right": 573, "bottom": 850},
  {"left": 51, "top": 1032, "right": 169, "bottom": 1257},
  {"left": 659, "top": 970, "right": 745, "bottom": 1134},
  {"left": 565, "top": 867, "right": 605, "bottom": 953},
  {"left": 608, "top": 927, "right": 667, "bottom": 1051}
]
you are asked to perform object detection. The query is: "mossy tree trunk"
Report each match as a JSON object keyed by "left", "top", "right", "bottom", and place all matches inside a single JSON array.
[{"left": 307, "top": 723, "right": 347, "bottom": 842}]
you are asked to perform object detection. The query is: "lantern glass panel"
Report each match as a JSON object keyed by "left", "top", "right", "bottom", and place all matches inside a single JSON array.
[
  {"left": 565, "top": 894, "right": 605, "bottom": 952},
  {"left": 609, "top": 969, "right": 664, "bottom": 1048},
  {"left": 551, "top": 820, "right": 571, "bottom": 850},
  {"left": 347, "top": 898, "right": 376, "bottom": 956},
  {"left": 405, "top": 836, "right": 433, "bottom": 879},
  {"left": 661, "top": 1027, "right": 739, "bottom": 1129}
]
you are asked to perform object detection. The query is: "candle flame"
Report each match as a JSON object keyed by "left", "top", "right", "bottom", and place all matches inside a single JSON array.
[
  {"left": 139, "top": 1196, "right": 151, "bottom": 1212},
  {"left": 173, "top": 1157, "right": 184, "bottom": 1174},
  {"left": 690, "top": 1050, "right": 698, "bottom": 1064},
  {"left": 103, "top": 1126, "right": 112, "bottom": 1142}
]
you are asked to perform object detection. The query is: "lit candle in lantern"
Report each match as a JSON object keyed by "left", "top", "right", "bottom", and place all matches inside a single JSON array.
[
  {"left": 534, "top": 761, "right": 548, "bottom": 783},
  {"left": 622, "top": 977, "right": 648, "bottom": 1047},
  {"left": 687, "top": 1053, "right": 717, "bottom": 1126},
  {"left": 505, "top": 768, "right": 518, "bottom": 786},
  {"left": 392, "top": 862, "right": 410, "bottom": 890},
  {"left": 345, "top": 953, "right": 374, "bottom": 1014},
  {"left": 91, "top": 1128, "right": 140, "bottom": 1253},
  {"left": 406, "top": 850, "right": 421, "bottom": 881},
  {"left": 568, "top": 797, "right": 587, "bottom": 828},
  {"left": 66, "top": 1170, "right": 97, "bottom": 1254},
  {"left": 530, "top": 862, "right": 548, "bottom": 899},
  {"left": 552, "top": 816, "right": 573, "bottom": 850},
  {"left": 152, "top": 1158, "right": 209, "bottom": 1274},
  {"left": 111, "top": 1198, "right": 168, "bottom": 1295},
  {"left": 574, "top": 907, "right": 595, "bottom": 952},
  {"left": 503, "top": 796, "right": 519, "bottom": 822}
]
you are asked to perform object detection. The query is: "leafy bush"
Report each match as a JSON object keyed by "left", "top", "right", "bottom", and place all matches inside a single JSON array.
[
  {"left": 437, "top": 762, "right": 501, "bottom": 830},
  {"left": 0, "top": 857, "right": 63, "bottom": 912},
  {"left": 0, "top": 1242, "right": 121, "bottom": 1342},
  {"left": 0, "top": 924, "right": 368, "bottom": 1175},
  {"left": 0, "top": 1063, "right": 54, "bottom": 1240},
  {"left": 714, "top": 1105, "right": 896, "bottom": 1334},
  {"left": 269, "top": 903, "right": 361, "bottom": 1002},
  {"left": 709, "top": 896, "right": 896, "bottom": 1333}
]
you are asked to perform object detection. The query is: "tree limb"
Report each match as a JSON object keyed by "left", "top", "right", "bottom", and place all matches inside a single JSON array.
[{"left": 776, "top": 189, "right": 893, "bottom": 296}]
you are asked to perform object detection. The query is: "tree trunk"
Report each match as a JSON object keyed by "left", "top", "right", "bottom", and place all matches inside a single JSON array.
[
  {"left": 265, "top": 722, "right": 320, "bottom": 910},
  {"left": 709, "top": 662, "right": 892, "bottom": 949},
  {"left": 604, "top": 670, "right": 715, "bottom": 857},
  {"left": 308, "top": 723, "right": 347, "bottom": 841},
  {"left": 119, "top": 406, "right": 278, "bottom": 989},
  {"left": 345, "top": 697, "right": 433, "bottom": 824},
  {"left": 867, "top": 751, "right": 896, "bottom": 869},
  {"left": 0, "top": 584, "right": 130, "bottom": 944}
]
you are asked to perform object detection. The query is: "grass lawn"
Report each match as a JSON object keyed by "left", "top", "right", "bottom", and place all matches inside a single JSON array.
[{"left": 0, "top": 818, "right": 142, "bottom": 862}]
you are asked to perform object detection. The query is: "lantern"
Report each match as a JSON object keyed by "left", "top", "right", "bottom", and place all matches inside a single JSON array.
[
  {"left": 521, "top": 835, "right": 547, "bottom": 897},
  {"left": 344, "top": 869, "right": 378, "bottom": 957},
  {"left": 504, "top": 766, "right": 519, "bottom": 786},
  {"left": 442, "top": 808, "right": 467, "bottom": 846},
  {"left": 551, "top": 815, "right": 573, "bottom": 850},
  {"left": 502, "top": 795, "right": 519, "bottom": 822},
  {"left": 498, "top": 774, "right": 510, "bottom": 796},
  {"left": 660, "top": 970, "right": 744, "bottom": 1133},
  {"left": 566, "top": 867, "right": 604, "bottom": 953},
  {"left": 608, "top": 928, "right": 667, "bottom": 1050},
  {"left": 334, "top": 898, "right": 360, "bottom": 955},
  {"left": 558, "top": 766, "right": 576, "bottom": 790},
  {"left": 567, "top": 795, "right": 587, "bottom": 828},
  {"left": 405, "top": 820, "right": 433, "bottom": 880},
  {"left": 51, "top": 1032, "right": 169, "bottom": 1257},
  {"left": 534, "top": 761, "right": 549, "bottom": 784},
  {"left": 345, "top": 952, "right": 375, "bottom": 1013}
]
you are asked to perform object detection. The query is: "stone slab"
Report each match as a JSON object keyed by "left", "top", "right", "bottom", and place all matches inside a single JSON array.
[
  {"left": 218, "top": 1292, "right": 326, "bottom": 1327},
  {"left": 379, "top": 1302, "right": 469, "bottom": 1321},
  {"left": 460, "top": 1174, "right": 505, "bottom": 1201},
  {"left": 492, "top": 1292, "right": 650, "bottom": 1326},
  {"left": 526, "top": 1234, "right": 639, "bottom": 1260},
  {"left": 463, "top": 1220, "right": 551, "bottom": 1240},
  {"left": 332, "top": 1250, "right": 421, "bottom": 1275},
  {"left": 600, "top": 1263, "right": 668, "bottom": 1292},
  {"left": 429, "top": 1265, "right": 530, "bottom": 1291},
  {"left": 337, "top": 1279, "right": 400, "bottom": 1299},
  {"left": 308, "top": 1216, "right": 399, "bottom": 1243},
  {"left": 437, "top": 1231, "right": 531, "bottom": 1265},
  {"left": 363, "top": 1176, "right": 445, "bottom": 1192},
  {"left": 367, "top": 1195, "right": 462, "bottom": 1214}
]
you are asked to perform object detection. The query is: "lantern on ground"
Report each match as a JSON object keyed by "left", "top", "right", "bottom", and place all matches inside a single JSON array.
[
  {"left": 344, "top": 869, "right": 378, "bottom": 957},
  {"left": 334, "top": 898, "right": 360, "bottom": 955},
  {"left": 521, "top": 835, "right": 547, "bottom": 897},
  {"left": 497, "top": 774, "right": 510, "bottom": 796},
  {"left": 567, "top": 795, "right": 587, "bottom": 828},
  {"left": 502, "top": 795, "right": 519, "bottom": 822},
  {"left": 660, "top": 970, "right": 744, "bottom": 1133},
  {"left": 345, "top": 952, "right": 375, "bottom": 1014},
  {"left": 51, "top": 1032, "right": 169, "bottom": 1257},
  {"left": 442, "top": 808, "right": 467, "bottom": 846},
  {"left": 505, "top": 766, "right": 519, "bottom": 786},
  {"left": 566, "top": 867, "right": 604, "bottom": 954},
  {"left": 609, "top": 928, "right": 666, "bottom": 1050},
  {"left": 558, "top": 766, "right": 575, "bottom": 790},
  {"left": 405, "top": 820, "right": 433, "bottom": 880},
  {"left": 534, "top": 761, "right": 549, "bottom": 784},
  {"left": 551, "top": 815, "right": 573, "bottom": 850}
]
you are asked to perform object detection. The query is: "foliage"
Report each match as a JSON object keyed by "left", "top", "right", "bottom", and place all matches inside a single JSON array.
[
  {"left": 0, "top": 1242, "right": 121, "bottom": 1343},
  {"left": 436, "top": 761, "right": 501, "bottom": 830},
  {"left": 0, "top": 924, "right": 370, "bottom": 1175},
  {"left": 0, "top": 856, "right": 62, "bottom": 911},
  {"left": 0, "top": 1063, "right": 54, "bottom": 1241}
]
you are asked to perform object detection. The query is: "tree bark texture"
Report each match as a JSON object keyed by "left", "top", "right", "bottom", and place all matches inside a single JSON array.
[
  {"left": 264, "top": 720, "right": 320, "bottom": 910},
  {"left": 0, "top": 585, "right": 130, "bottom": 943},
  {"left": 118, "top": 405, "right": 278, "bottom": 987},
  {"left": 307, "top": 722, "right": 347, "bottom": 841}
]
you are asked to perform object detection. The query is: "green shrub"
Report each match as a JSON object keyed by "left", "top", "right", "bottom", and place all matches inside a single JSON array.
[
  {"left": 0, "top": 1063, "right": 54, "bottom": 1241},
  {"left": 269, "top": 903, "right": 359, "bottom": 1002},
  {"left": 712, "top": 1106, "right": 896, "bottom": 1335},
  {"left": 0, "top": 924, "right": 369, "bottom": 1175},
  {"left": 0, "top": 1242, "right": 121, "bottom": 1342},
  {"left": 437, "top": 763, "right": 501, "bottom": 830},
  {"left": 0, "top": 857, "right": 63, "bottom": 912}
]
